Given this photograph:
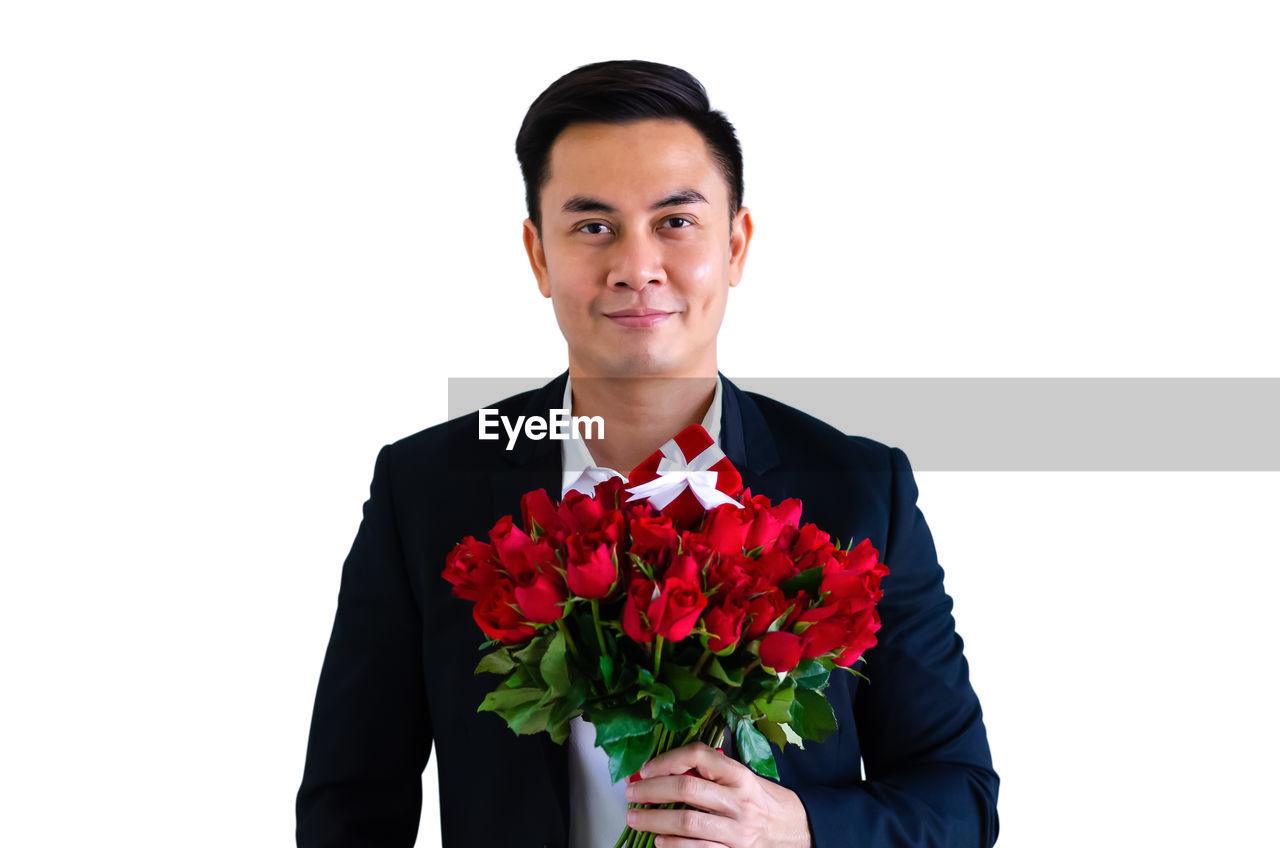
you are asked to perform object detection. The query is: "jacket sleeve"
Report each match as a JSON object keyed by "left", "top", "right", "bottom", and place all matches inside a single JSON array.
[
  {"left": 296, "top": 444, "right": 432, "bottom": 848},
  {"left": 794, "top": 447, "right": 1000, "bottom": 847}
]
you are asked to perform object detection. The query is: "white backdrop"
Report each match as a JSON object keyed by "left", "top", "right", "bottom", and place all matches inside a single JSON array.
[{"left": 2, "top": 2, "right": 1277, "bottom": 846}]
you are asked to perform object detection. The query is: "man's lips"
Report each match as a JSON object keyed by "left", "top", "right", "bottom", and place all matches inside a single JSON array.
[{"left": 604, "top": 308, "right": 675, "bottom": 328}]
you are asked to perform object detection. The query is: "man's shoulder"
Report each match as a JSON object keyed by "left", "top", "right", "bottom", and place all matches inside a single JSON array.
[{"left": 743, "top": 389, "right": 897, "bottom": 474}]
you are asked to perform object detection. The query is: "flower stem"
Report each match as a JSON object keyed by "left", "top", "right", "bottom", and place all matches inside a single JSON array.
[
  {"left": 590, "top": 599, "right": 608, "bottom": 657},
  {"left": 691, "top": 647, "right": 713, "bottom": 677},
  {"left": 681, "top": 702, "right": 718, "bottom": 746},
  {"left": 556, "top": 618, "right": 579, "bottom": 657},
  {"left": 653, "top": 635, "right": 664, "bottom": 677}
]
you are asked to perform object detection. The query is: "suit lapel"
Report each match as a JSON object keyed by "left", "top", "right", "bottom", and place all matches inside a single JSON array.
[{"left": 720, "top": 373, "right": 781, "bottom": 496}]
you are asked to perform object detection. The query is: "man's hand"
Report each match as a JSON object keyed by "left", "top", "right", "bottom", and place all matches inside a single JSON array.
[{"left": 624, "top": 742, "right": 813, "bottom": 848}]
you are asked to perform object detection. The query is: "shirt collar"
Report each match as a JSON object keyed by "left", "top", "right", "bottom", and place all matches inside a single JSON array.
[{"left": 560, "top": 375, "right": 724, "bottom": 497}]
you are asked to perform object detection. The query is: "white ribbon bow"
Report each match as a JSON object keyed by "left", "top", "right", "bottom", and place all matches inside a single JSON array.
[{"left": 624, "top": 439, "right": 743, "bottom": 512}]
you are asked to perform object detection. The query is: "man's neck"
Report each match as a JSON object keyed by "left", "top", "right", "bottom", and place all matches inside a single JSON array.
[{"left": 568, "top": 370, "right": 718, "bottom": 475}]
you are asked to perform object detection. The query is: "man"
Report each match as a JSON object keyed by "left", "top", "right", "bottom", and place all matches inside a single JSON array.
[{"left": 297, "top": 60, "right": 999, "bottom": 847}]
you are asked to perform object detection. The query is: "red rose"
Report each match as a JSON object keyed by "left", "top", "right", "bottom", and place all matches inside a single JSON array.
[
  {"left": 740, "top": 494, "right": 801, "bottom": 554},
  {"left": 819, "top": 571, "right": 882, "bottom": 614},
  {"left": 512, "top": 567, "right": 568, "bottom": 623},
  {"left": 789, "top": 523, "right": 834, "bottom": 571},
  {"left": 591, "top": 476, "right": 629, "bottom": 509},
  {"left": 489, "top": 515, "right": 536, "bottom": 574},
  {"left": 701, "top": 505, "right": 751, "bottom": 556},
  {"left": 744, "top": 509, "right": 785, "bottom": 555},
  {"left": 742, "top": 587, "right": 786, "bottom": 641},
  {"left": 769, "top": 497, "right": 803, "bottom": 531},
  {"left": 820, "top": 539, "right": 887, "bottom": 613},
  {"left": 622, "top": 577, "right": 658, "bottom": 643},
  {"left": 703, "top": 598, "right": 747, "bottom": 654},
  {"left": 843, "top": 538, "right": 883, "bottom": 576},
  {"left": 746, "top": 551, "right": 797, "bottom": 593},
  {"left": 565, "top": 535, "right": 618, "bottom": 599},
  {"left": 473, "top": 576, "right": 536, "bottom": 645},
  {"left": 649, "top": 553, "right": 708, "bottom": 642},
  {"left": 630, "top": 514, "right": 679, "bottom": 558},
  {"left": 521, "top": 488, "right": 567, "bottom": 545},
  {"left": 442, "top": 536, "right": 496, "bottom": 601},
  {"left": 562, "top": 490, "right": 607, "bottom": 534},
  {"left": 795, "top": 604, "right": 850, "bottom": 659},
  {"left": 707, "top": 552, "right": 749, "bottom": 597},
  {"left": 834, "top": 608, "right": 881, "bottom": 667},
  {"left": 759, "top": 630, "right": 803, "bottom": 673}
]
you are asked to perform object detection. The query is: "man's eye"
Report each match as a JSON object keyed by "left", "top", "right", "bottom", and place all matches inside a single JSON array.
[
  {"left": 579, "top": 222, "right": 611, "bottom": 235},
  {"left": 664, "top": 217, "right": 693, "bottom": 228}
]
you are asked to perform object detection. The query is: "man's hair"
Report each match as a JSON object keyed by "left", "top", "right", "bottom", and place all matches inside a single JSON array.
[{"left": 516, "top": 60, "right": 744, "bottom": 231}]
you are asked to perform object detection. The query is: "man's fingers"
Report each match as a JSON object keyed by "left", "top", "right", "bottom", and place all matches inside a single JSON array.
[
  {"left": 639, "top": 741, "right": 742, "bottom": 785},
  {"left": 625, "top": 772, "right": 736, "bottom": 815},
  {"left": 626, "top": 804, "right": 736, "bottom": 845}
]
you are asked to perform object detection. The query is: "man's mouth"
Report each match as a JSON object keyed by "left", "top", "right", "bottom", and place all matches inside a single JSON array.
[{"left": 604, "top": 308, "right": 674, "bottom": 328}]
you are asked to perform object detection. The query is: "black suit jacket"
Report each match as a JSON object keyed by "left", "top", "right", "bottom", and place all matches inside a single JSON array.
[{"left": 297, "top": 373, "right": 999, "bottom": 847}]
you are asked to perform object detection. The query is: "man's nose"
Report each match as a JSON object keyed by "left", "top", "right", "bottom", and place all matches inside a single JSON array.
[{"left": 606, "top": 230, "right": 666, "bottom": 291}]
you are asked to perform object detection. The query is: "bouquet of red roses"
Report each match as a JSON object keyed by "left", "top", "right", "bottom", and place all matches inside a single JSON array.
[{"left": 443, "top": 426, "right": 888, "bottom": 848}]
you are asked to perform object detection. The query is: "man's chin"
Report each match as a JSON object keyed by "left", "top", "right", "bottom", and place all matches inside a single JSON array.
[{"left": 581, "top": 348, "right": 686, "bottom": 379}]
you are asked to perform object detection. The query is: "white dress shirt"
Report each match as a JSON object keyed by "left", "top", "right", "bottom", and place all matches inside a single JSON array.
[{"left": 560, "top": 375, "right": 723, "bottom": 848}]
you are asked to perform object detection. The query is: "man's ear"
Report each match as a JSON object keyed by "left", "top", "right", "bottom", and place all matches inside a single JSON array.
[
  {"left": 523, "top": 218, "right": 552, "bottom": 298},
  {"left": 728, "top": 206, "right": 753, "bottom": 288}
]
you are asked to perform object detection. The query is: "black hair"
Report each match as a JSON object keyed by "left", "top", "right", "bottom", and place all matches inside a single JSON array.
[{"left": 515, "top": 60, "right": 744, "bottom": 231}]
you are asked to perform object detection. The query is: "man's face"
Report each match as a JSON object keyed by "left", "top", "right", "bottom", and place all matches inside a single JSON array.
[{"left": 523, "top": 118, "right": 752, "bottom": 379}]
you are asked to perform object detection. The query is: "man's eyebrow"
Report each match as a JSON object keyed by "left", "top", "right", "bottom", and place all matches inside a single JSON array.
[
  {"left": 651, "top": 189, "right": 708, "bottom": 210},
  {"left": 561, "top": 195, "right": 617, "bottom": 215},
  {"left": 559, "top": 190, "right": 709, "bottom": 216}
]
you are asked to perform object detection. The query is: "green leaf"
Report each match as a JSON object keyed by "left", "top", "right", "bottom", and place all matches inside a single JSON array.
[
  {"left": 779, "top": 565, "right": 824, "bottom": 597},
  {"left": 708, "top": 657, "right": 743, "bottom": 688},
  {"left": 757, "top": 717, "right": 788, "bottom": 748},
  {"left": 501, "top": 665, "right": 536, "bottom": 689},
  {"left": 735, "top": 718, "right": 779, "bottom": 779},
  {"left": 478, "top": 687, "right": 543, "bottom": 714},
  {"left": 475, "top": 647, "right": 516, "bottom": 676},
  {"left": 781, "top": 721, "right": 806, "bottom": 749},
  {"left": 512, "top": 632, "right": 551, "bottom": 668},
  {"left": 604, "top": 730, "right": 658, "bottom": 784},
  {"left": 540, "top": 630, "right": 571, "bottom": 697},
  {"left": 508, "top": 700, "right": 553, "bottom": 735},
  {"left": 599, "top": 655, "right": 617, "bottom": 690},
  {"left": 754, "top": 686, "right": 795, "bottom": 724},
  {"left": 640, "top": 679, "right": 676, "bottom": 712},
  {"left": 592, "top": 705, "right": 656, "bottom": 748},
  {"left": 790, "top": 658, "right": 830, "bottom": 691},
  {"left": 789, "top": 687, "right": 838, "bottom": 743},
  {"left": 661, "top": 662, "right": 703, "bottom": 701},
  {"left": 548, "top": 715, "right": 572, "bottom": 745}
]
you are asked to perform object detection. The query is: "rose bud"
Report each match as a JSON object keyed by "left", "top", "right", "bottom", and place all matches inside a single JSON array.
[
  {"left": 512, "top": 569, "right": 568, "bottom": 623},
  {"left": 566, "top": 536, "right": 618, "bottom": 599},
  {"left": 650, "top": 554, "right": 708, "bottom": 643},
  {"left": 704, "top": 601, "right": 747, "bottom": 654},
  {"left": 759, "top": 630, "right": 804, "bottom": 673},
  {"left": 473, "top": 578, "right": 536, "bottom": 645},
  {"left": 622, "top": 577, "right": 658, "bottom": 643},
  {"left": 442, "top": 536, "right": 496, "bottom": 601},
  {"left": 701, "top": 505, "right": 752, "bottom": 555},
  {"left": 834, "top": 609, "right": 882, "bottom": 667}
]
